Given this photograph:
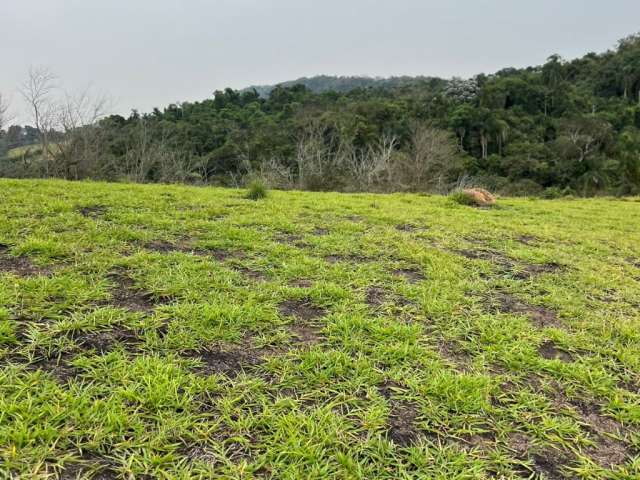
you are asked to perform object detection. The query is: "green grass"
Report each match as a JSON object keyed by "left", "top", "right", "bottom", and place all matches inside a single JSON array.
[{"left": 0, "top": 178, "right": 639, "bottom": 479}]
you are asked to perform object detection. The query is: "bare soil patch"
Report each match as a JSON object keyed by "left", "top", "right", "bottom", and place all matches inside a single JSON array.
[
  {"left": 107, "top": 272, "right": 171, "bottom": 312},
  {"left": 183, "top": 346, "right": 262, "bottom": 377},
  {"left": 395, "top": 223, "right": 427, "bottom": 232},
  {"left": 289, "top": 278, "right": 313, "bottom": 288},
  {"left": 73, "top": 327, "right": 140, "bottom": 354},
  {"left": 77, "top": 205, "right": 108, "bottom": 219},
  {"left": 392, "top": 268, "right": 426, "bottom": 283},
  {"left": 278, "top": 299, "right": 326, "bottom": 321},
  {"left": 58, "top": 454, "right": 118, "bottom": 480},
  {"left": 324, "top": 254, "right": 372, "bottom": 264},
  {"left": 289, "top": 324, "right": 323, "bottom": 346},
  {"left": 531, "top": 449, "right": 573, "bottom": 479},
  {"left": 234, "top": 266, "right": 267, "bottom": 282},
  {"left": 387, "top": 399, "right": 422, "bottom": 447},
  {"left": 366, "top": 287, "right": 387, "bottom": 307},
  {"left": 490, "top": 292, "right": 561, "bottom": 328},
  {"left": 456, "top": 247, "right": 562, "bottom": 280},
  {"left": 0, "top": 244, "right": 49, "bottom": 277},
  {"left": 538, "top": 340, "right": 573, "bottom": 362},
  {"left": 517, "top": 235, "right": 539, "bottom": 245},
  {"left": 312, "top": 227, "right": 330, "bottom": 236}
]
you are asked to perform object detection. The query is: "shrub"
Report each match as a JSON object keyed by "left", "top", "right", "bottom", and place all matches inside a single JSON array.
[{"left": 245, "top": 179, "right": 269, "bottom": 200}]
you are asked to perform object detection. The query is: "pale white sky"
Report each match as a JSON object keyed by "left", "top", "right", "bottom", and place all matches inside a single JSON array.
[{"left": 2, "top": 0, "right": 639, "bottom": 122}]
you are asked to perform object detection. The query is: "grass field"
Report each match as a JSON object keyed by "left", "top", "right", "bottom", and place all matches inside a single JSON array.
[{"left": 1, "top": 179, "right": 639, "bottom": 479}]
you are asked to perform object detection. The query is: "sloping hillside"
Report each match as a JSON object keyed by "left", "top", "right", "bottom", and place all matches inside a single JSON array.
[{"left": 1, "top": 179, "right": 639, "bottom": 478}]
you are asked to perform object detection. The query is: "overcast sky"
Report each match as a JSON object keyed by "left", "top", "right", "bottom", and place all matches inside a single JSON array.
[{"left": 2, "top": 0, "right": 640, "bottom": 121}]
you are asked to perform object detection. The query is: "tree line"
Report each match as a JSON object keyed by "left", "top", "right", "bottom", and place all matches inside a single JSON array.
[{"left": 1, "top": 34, "right": 640, "bottom": 196}]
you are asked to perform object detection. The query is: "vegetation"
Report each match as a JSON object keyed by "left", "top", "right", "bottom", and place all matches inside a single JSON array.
[
  {"left": 2, "top": 35, "right": 640, "bottom": 195},
  {"left": 245, "top": 179, "right": 269, "bottom": 200},
  {"left": 1, "top": 178, "right": 640, "bottom": 478}
]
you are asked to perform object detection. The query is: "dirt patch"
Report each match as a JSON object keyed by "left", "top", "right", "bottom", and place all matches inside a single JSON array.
[
  {"left": 387, "top": 399, "right": 422, "bottom": 447},
  {"left": 569, "top": 399, "right": 629, "bottom": 468},
  {"left": 77, "top": 205, "right": 108, "bottom": 219},
  {"left": 58, "top": 454, "right": 118, "bottom": 480},
  {"left": 73, "top": 327, "right": 140, "bottom": 354},
  {"left": 366, "top": 287, "right": 387, "bottom": 307},
  {"left": 312, "top": 227, "right": 329, "bottom": 236},
  {"left": 514, "top": 262, "right": 562, "bottom": 280},
  {"left": 181, "top": 445, "right": 219, "bottom": 467},
  {"left": 274, "top": 233, "right": 308, "bottom": 247},
  {"left": 344, "top": 215, "right": 364, "bottom": 223},
  {"left": 395, "top": 224, "right": 427, "bottom": 232},
  {"left": 491, "top": 292, "right": 561, "bottom": 328},
  {"left": 278, "top": 299, "right": 326, "bottom": 321},
  {"left": 289, "top": 278, "right": 313, "bottom": 288},
  {"left": 107, "top": 272, "right": 171, "bottom": 313},
  {"left": 538, "top": 340, "right": 573, "bottom": 362},
  {"left": 392, "top": 268, "right": 426, "bottom": 283},
  {"left": 0, "top": 244, "right": 49, "bottom": 277},
  {"left": 324, "top": 254, "right": 372, "bottom": 264},
  {"left": 204, "top": 248, "right": 246, "bottom": 261},
  {"left": 289, "top": 324, "right": 323, "bottom": 346},
  {"left": 144, "top": 240, "right": 185, "bottom": 253},
  {"left": 517, "top": 235, "right": 539, "bottom": 245},
  {"left": 438, "top": 341, "right": 472, "bottom": 372},
  {"left": 456, "top": 247, "right": 562, "bottom": 280},
  {"left": 184, "top": 347, "right": 262, "bottom": 377},
  {"left": 234, "top": 266, "right": 267, "bottom": 282},
  {"left": 531, "top": 449, "right": 572, "bottom": 479}
]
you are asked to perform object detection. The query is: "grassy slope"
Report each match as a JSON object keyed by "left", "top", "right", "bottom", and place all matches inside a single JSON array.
[{"left": 0, "top": 179, "right": 639, "bottom": 479}]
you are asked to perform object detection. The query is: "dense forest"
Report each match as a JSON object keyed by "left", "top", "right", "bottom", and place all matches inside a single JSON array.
[{"left": 2, "top": 34, "right": 640, "bottom": 196}]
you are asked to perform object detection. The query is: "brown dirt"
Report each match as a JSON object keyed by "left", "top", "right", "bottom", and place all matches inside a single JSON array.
[
  {"left": 278, "top": 299, "right": 326, "bottom": 321},
  {"left": 538, "top": 340, "right": 573, "bottom": 362},
  {"left": 324, "top": 254, "right": 371, "bottom": 264},
  {"left": 0, "top": 244, "right": 49, "bottom": 277},
  {"left": 456, "top": 247, "right": 561, "bottom": 280},
  {"left": 274, "top": 233, "right": 307, "bottom": 247},
  {"left": 491, "top": 292, "right": 561, "bottom": 328},
  {"left": 387, "top": 399, "right": 422, "bottom": 447},
  {"left": 437, "top": 340, "right": 472, "bottom": 372},
  {"left": 517, "top": 235, "right": 539, "bottom": 245},
  {"left": 569, "top": 399, "right": 630, "bottom": 468},
  {"left": 73, "top": 327, "right": 141, "bottom": 354},
  {"left": 395, "top": 223, "right": 427, "bottom": 232},
  {"left": 392, "top": 268, "right": 426, "bottom": 283},
  {"left": 204, "top": 248, "right": 247, "bottom": 261},
  {"left": 366, "top": 287, "right": 387, "bottom": 307},
  {"left": 312, "top": 227, "right": 330, "bottom": 236},
  {"left": 107, "top": 272, "right": 171, "bottom": 312},
  {"left": 530, "top": 449, "right": 573, "bottom": 479},
  {"left": 183, "top": 346, "right": 262, "bottom": 377},
  {"left": 58, "top": 454, "right": 118, "bottom": 480},
  {"left": 289, "top": 324, "right": 323, "bottom": 346},
  {"left": 144, "top": 240, "right": 184, "bottom": 253},
  {"left": 513, "top": 262, "right": 562, "bottom": 280},
  {"left": 234, "top": 266, "right": 267, "bottom": 282},
  {"left": 77, "top": 205, "right": 108, "bottom": 219},
  {"left": 289, "top": 278, "right": 313, "bottom": 288}
]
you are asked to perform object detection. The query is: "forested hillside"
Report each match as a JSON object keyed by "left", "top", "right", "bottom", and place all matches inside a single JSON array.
[{"left": 2, "top": 34, "right": 640, "bottom": 196}]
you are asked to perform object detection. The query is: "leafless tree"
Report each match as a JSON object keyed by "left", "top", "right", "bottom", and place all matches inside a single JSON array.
[
  {"left": 390, "top": 122, "right": 460, "bottom": 191},
  {"left": 20, "top": 66, "right": 58, "bottom": 175},
  {"left": 0, "top": 93, "right": 12, "bottom": 131},
  {"left": 56, "top": 87, "right": 111, "bottom": 178}
]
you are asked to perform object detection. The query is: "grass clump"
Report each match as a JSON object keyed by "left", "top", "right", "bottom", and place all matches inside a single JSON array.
[{"left": 245, "top": 179, "right": 269, "bottom": 200}]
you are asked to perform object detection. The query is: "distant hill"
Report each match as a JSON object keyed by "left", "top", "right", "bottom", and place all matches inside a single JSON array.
[{"left": 243, "top": 75, "right": 444, "bottom": 97}]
